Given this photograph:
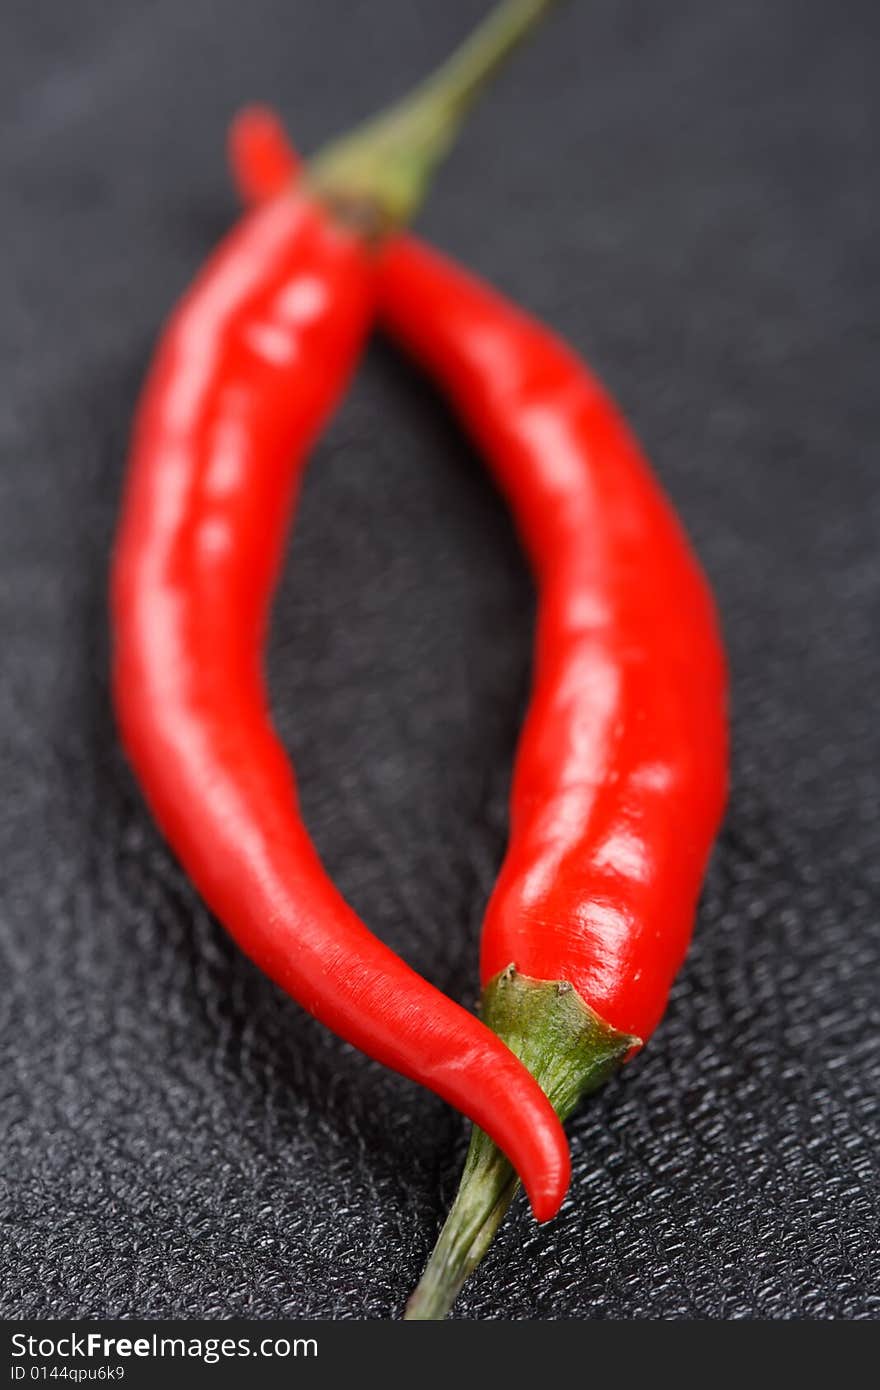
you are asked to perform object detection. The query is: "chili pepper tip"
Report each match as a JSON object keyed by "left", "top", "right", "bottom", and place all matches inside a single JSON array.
[{"left": 228, "top": 105, "right": 301, "bottom": 205}]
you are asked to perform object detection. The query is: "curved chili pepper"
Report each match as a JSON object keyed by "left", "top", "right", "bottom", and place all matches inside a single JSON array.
[
  {"left": 381, "top": 237, "right": 729, "bottom": 1041},
  {"left": 380, "top": 238, "right": 729, "bottom": 1317},
  {"left": 113, "top": 0, "right": 572, "bottom": 1222},
  {"left": 228, "top": 101, "right": 729, "bottom": 1315}
]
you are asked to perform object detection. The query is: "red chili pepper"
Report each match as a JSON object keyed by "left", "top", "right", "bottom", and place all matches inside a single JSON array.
[
  {"left": 113, "top": 0, "right": 572, "bottom": 1223},
  {"left": 228, "top": 108, "right": 729, "bottom": 1317},
  {"left": 381, "top": 236, "right": 729, "bottom": 1041},
  {"left": 380, "top": 239, "right": 729, "bottom": 1317}
]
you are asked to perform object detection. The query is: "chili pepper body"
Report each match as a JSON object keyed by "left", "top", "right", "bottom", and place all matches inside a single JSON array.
[
  {"left": 378, "top": 236, "right": 728, "bottom": 1043},
  {"left": 376, "top": 236, "right": 728, "bottom": 1316},
  {"left": 111, "top": 193, "right": 571, "bottom": 1221}
]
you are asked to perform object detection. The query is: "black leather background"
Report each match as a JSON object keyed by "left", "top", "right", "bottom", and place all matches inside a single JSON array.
[{"left": 3, "top": 0, "right": 878, "bottom": 1319}]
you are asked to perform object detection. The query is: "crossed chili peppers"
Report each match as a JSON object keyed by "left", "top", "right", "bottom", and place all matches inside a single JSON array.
[{"left": 110, "top": 2, "right": 728, "bottom": 1318}]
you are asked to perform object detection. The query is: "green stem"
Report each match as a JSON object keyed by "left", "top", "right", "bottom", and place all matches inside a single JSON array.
[
  {"left": 405, "top": 1125, "right": 518, "bottom": 1321},
  {"left": 309, "top": 0, "right": 561, "bottom": 232},
  {"left": 405, "top": 968, "right": 638, "bottom": 1320}
]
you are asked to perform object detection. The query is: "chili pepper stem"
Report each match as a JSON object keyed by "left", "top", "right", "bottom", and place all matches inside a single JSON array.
[
  {"left": 405, "top": 968, "right": 637, "bottom": 1320},
  {"left": 308, "top": 0, "right": 560, "bottom": 232},
  {"left": 405, "top": 1124, "right": 518, "bottom": 1320}
]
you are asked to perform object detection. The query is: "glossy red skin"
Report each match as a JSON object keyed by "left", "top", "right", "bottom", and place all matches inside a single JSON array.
[
  {"left": 111, "top": 193, "right": 570, "bottom": 1220},
  {"left": 377, "top": 239, "right": 729, "bottom": 1043}
]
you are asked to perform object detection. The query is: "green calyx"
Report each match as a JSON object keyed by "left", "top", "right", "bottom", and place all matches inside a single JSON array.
[
  {"left": 482, "top": 966, "right": 638, "bottom": 1123},
  {"left": 405, "top": 968, "right": 638, "bottom": 1321},
  {"left": 308, "top": 0, "right": 561, "bottom": 235}
]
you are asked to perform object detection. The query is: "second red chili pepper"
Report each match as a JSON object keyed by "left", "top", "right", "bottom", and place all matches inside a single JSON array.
[{"left": 381, "top": 238, "right": 729, "bottom": 1317}]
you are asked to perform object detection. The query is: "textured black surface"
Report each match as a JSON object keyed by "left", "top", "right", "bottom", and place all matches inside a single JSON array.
[{"left": 2, "top": 0, "right": 879, "bottom": 1320}]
